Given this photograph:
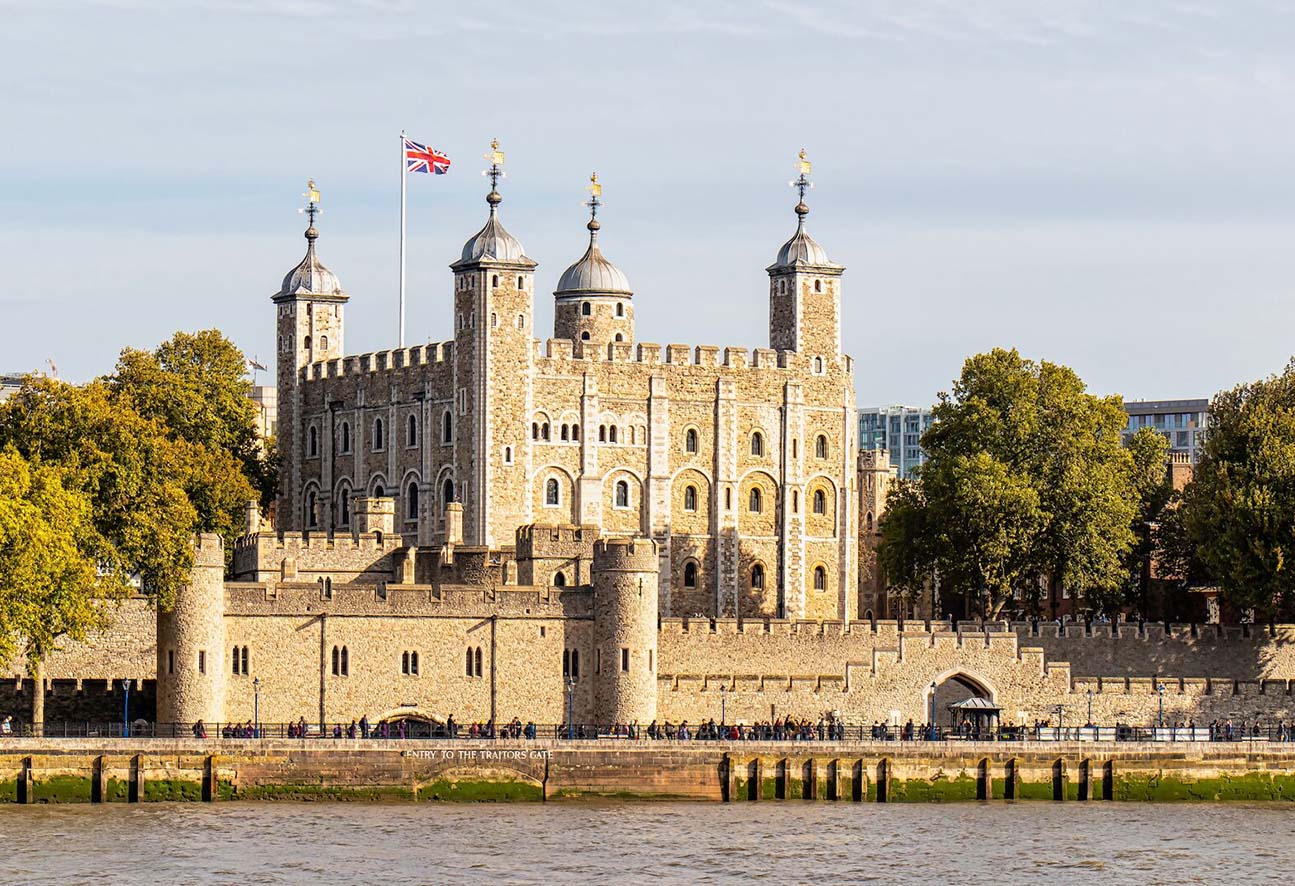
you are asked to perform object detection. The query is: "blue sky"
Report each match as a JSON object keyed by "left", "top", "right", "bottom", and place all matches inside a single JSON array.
[{"left": 3, "top": 1, "right": 1294, "bottom": 406}]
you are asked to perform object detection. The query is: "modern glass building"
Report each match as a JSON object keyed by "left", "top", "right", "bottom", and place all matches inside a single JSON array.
[
  {"left": 857, "top": 405, "right": 935, "bottom": 479},
  {"left": 1121, "top": 398, "right": 1209, "bottom": 463}
]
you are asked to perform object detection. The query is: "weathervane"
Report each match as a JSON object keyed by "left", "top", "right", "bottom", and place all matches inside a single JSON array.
[
  {"left": 299, "top": 179, "right": 322, "bottom": 228},
  {"left": 483, "top": 138, "right": 506, "bottom": 202},
  {"left": 790, "top": 148, "right": 813, "bottom": 203},
  {"left": 585, "top": 172, "right": 602, "bottom": 221}
]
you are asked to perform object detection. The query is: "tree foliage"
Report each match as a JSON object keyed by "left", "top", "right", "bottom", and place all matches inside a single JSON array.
[
  {"left": 1177, "top": 361, "right": 1295, "bottom": 618},
  {"left": 108, "top": 329, "right": 274, "bottom": 507},
  {"left": 878, "top": 348, "right": 1139, "bottom": 617},
  {"left": 0, "top": 449, "right": 116, "bottom": 668}
]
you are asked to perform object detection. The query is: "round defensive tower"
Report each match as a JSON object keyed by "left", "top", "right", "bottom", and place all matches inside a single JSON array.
[
  {"left": 591, "top": 537, "right": 659, "bottom": 726},
  {"left": 157, "top": 533, "right": 228, "bottom": 726}
]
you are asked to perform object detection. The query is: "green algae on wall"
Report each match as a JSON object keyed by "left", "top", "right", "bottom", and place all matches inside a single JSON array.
[
  {"left": 0, "top": 778, "right": 17, "bottom": 803},
  {"left": 143, "top": 778, "right": 203, "bottom": 802},
  {"left": 887, "top": 774, "right": 978, "bottom": 803},
  {"left": 1114, "top": 771, "right": 1295, "bottom": 802},
  {"left": 31, "top": 775, "right": 93, "bottom": 803},
  {"left": 417, "top": 778, "right": 542, "bottom": 802},
  {"left": 105, "top": 778, "right": 129, "bottom": 802},
  {"left": 234, "top": 783, "right": 415, "bottom": 802}
]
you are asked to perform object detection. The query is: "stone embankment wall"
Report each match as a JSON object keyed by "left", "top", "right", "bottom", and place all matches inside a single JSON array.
[{"left": 0, "top": 739, "right": 1293, "bottom": 803}]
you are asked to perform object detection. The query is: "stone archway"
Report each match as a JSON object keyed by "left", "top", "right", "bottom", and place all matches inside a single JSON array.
[
  {"left": 368, "top": 706, "right": 446, "bottom": 739},
  {"left": 926, "top": 671, "right": 996, "bottom": 731}
]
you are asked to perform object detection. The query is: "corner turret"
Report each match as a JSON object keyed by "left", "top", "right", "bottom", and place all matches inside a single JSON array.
[
  {"left": 554, "top": 173, "right": 634, "bottom": 355},
  {"left": 592, "top": 537, "right": 659, "bottom": 725}
]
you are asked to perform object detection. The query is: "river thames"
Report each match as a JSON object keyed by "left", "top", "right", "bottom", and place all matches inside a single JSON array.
[{"left": 2, "top": 801, "right": 1291, "bottom": 883}]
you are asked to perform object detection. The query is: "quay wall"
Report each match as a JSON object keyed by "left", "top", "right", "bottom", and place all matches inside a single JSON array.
[{"left": 0, "top": 740, "right": 1294, "bottom": 803}]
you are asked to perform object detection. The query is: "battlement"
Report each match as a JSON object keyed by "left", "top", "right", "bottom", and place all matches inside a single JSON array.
[
  {"left": 515, "top": 523, "right": 599, "bottom": 559},
  {"left": 304, "top": 340, "right": 455, "bottom": 382},
  {"left": 193, "top": 532, "right": 224, "bottom": 568},
  {"left": 222, "top": 578, "right": 594, "bottom": 619},
  {"left": 593, "top": 536, "right": 659, "bottom": 572},
  {"left": 533, "top": 339, "right": 849, "bottom": 378}
]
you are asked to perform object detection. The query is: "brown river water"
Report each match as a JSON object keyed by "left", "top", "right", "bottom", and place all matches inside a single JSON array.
[{"left": 0, "top": 801, "right": 1291, "bottom": 884}]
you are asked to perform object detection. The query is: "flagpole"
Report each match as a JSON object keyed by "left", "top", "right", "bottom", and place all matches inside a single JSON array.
[{"left": 398, "top": 130, "right": 407, "bottom": 348}]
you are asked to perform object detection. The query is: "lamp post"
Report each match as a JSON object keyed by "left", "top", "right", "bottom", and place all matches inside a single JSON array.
[
  {"left": 720, "top": 684, "right": 727, "bottom": 729},
  {"left": 121, "top": 679, "right": 131, "bottom": 739},
  {"left": 929, "top": 681, "right": 937, "bottom": 740},
  {"left": 253, "top": 676, "right": 262, "bottom": 738},
  {"left": 1086, "top": 689, "right": 1093, "bottom": 727},
  {"left": 565, "top": 677, "right": 575, "bottom": 740},
  {"left": 1156, "top": 682, "right": 1165, "bottom": 730}
]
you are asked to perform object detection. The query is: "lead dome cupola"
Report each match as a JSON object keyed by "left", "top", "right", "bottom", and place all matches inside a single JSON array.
[
  {"left": 276, "top": 183, "right": 345, "bottom": 298},
  {"left": 768, "top": 149, "right": 839, "bottom": 271},
  {"left": 453, "top": 138, "right": 535, "bottom": 269}
]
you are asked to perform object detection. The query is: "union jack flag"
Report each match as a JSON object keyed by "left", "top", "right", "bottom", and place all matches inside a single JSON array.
[{"left": 405, "top": 137, "right": 450, "bottom": 175}]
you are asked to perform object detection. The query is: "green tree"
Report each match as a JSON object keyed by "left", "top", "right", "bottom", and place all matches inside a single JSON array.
[
  {"left": 881, "top": 348, "right": 1138, "bottom": 618},
  {"left": 875, "top": 478, "right": 934, "bottom": 615},
  {"left": 108, "top": 329, "right": 274, "bottom": 508},
  {"left": 0, "top": 448, "right": 117, "bottom": 671},
  {"left": 0, "top": 377, "right": 197, "bottom": 610},
  {"left": 1113, "top": 427, "right": 1172, "bottom": 617},
  {"left": 1178, "top": 361, "right": 1295, "bottom": 619}
]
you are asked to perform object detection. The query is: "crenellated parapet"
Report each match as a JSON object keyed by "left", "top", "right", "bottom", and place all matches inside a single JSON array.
[
  {"left": 222, "top": 579, "right": 594, "bottom": 620},
  {"left": 303, "top": 341, "right": 455, "bottom": 382}
]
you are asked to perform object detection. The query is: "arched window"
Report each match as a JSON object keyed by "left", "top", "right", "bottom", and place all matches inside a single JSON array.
[
  {"left": 609, "top": 426, "right": 618, "bottom": 444},
  {"left": 474, "top": 647, "right": 483, "bottom": 677},
  {"left": 517, "top": 314, "right": 525, "bottom": 330},
  {"left": 813, "top": 489, "right": 826, "bottom": 515},
  {"left": 615, "top": 480, "right": 629, "bottom": 508},
  {"left": 340, "top": 646, "right": 350, "bottom": 676},
  {"left": 582, "top": 301, "right": 591, "bottom": 316},
  {"left": 814, "top": 279, "right": 822, "bottom": 292},
  {"left": 545, "top": 478, "right": 560, "bottom": 506},
  {"left": 504, "top": 446, "right": 513, "bottom": 464},
  {"left": 517, "top": 276, "right": 524, "bottom": 288},
  {"left": 554, "top": 572, "right": 566, "bottom": 587},
  {"left": 684, "top": 561, "right": 698, "bottom": 588},
  {"left": 304, "top": 335, "right": 311, "bottom": 350},
  {"left": 492, "top": 274, "right": 499, "bottom": 287},
  {"left": 815, "top": 435, "right": 827, "bottom": 458},
  {"left": 491, "top": 312, "right": 498, "bottom": 329},
  {"left": 616, "top": 302, "right": 624, "bottom": 317},
  {"left": 332, "top": 645, "right": 341, "bottom": 676},
  {"left": 563, "top": 649, "right": 570, "bottom": 678},
  {"left": 614, "top": 333, "right": 623, "bottom": 342},
  {"left": 442, "top": 478, "right": 454, "bottom": 506},
  {"left": 561, "top": 424, "right": 569, "bottom": 441},
  {"left": 402, "top": 651, "right": 410, "bottom": 674},
  {"left": 748, "top": 487, "right": 762, "bottom": 513},
  {"left": 581, "top": 331, "right": 590, "bottom": 341},
  {"left": 532, "top": 422, "right": 539, "bottom": 440},
  {"left": 339, "top": 492, "right": 351, "bottom": 526},
  {"left": 374, "top": 418, "right": 385, "bottom": 451},
  {"left": 306, "top": 490, "right": 318, "bottom": 528},
  {"left": 406, "top": 482, "right": 419, "bottom": 520},
  {"left": 340, "top": 422, "right": 351, "bottom": 453},
  {"left": 814, "top": 566, "right": 827, "bottom": 591},
  {"left": 442, "top": 411, "right": 452, "bottom": 444},
  {"left": 410, "top": 651, "right": 418, "bottom": 675},
  {"left": 683, "top": 485, "right": 697, "bottom": 511},
  {"left": 866, "top": 511, "right": 874, "bottom": 531},
  {"left": 465, "top": 647, "right": 473, "bottom": 676},
  {"left": 750, "top": 432, "right": 763, "bottom": 456},
  {"left": 542, "top": 423, "right": 550, "bottom": 441},
  {"left": 750, "top": 564, "right": 764, "bottom": 590},
  {"left": 571, "top": 649, "right": 580, "bottom": 680},
  {"left": 599, "top": 425, "right": 606, "bottom": 442},
  {"left": 685, "top": 428, "right": 698, "bottom": 453},
  {"left": 814, "top": 356, "right": 823, "bottom": 374},
  {"left": 373, "top": 483, "right": 385, "bottom": 498},
  {"left": 307, "top": 426, "right": 318, "bottom": 457},
  {"left": 407, "top": 414, "right": 418, "bottom": 447},
  {"left": 571, "top": 424, "right": 579, "bottom": 441}
]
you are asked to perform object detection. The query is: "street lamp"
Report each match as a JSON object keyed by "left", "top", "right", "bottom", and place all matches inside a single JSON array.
[
  {"left": 253, "top": 677, "right": 262, "bottom": 738},
  {"left": 121, "top": 679, "right": 131, "bottom": 738},
  {"left": 720, "top": 684, "right": 727, "bottom": 729},
  {"left": 1156, "top": 682, "right": 1165, "bottom": 730},
  {"left": 565, "top": 677, "right": 576, "bottom": 740},
  {"left": 1086, "top": 689, "right": 1093, "bottom": 729},
  {"left": 929, "top": 681, "right": 937, "bottom": 740}
]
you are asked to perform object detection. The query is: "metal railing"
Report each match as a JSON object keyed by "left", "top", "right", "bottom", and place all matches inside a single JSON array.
[{"left": 5, "top": 720, "right": 1294, "bottom": 743}]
